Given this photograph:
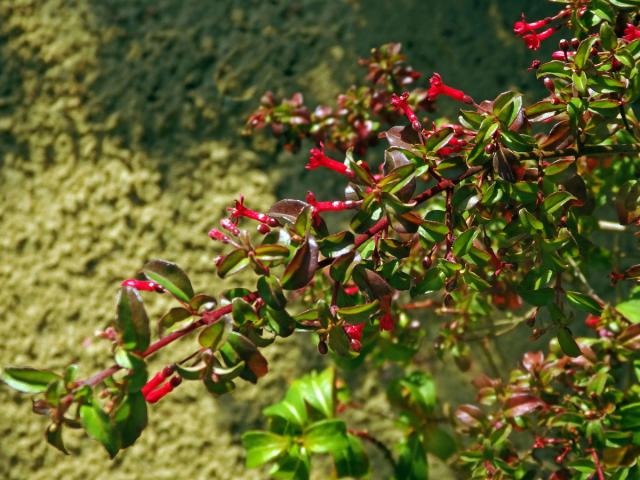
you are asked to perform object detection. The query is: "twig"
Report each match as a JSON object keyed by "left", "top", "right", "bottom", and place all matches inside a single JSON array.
[{"left": 348, "top": 429, "right": 397, "bottom": 471}]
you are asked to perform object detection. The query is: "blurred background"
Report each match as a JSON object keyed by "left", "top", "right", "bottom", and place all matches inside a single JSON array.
[{"left": 0, "top": 0, "right": 556, "bottom": 478}]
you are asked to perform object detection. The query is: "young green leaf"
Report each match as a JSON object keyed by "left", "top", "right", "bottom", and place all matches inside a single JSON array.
[
  {"left": 303, "top": 419, "right": 348, "bottom": 453},
  {"left": 242, "top": 431, "right": 290, "bottom": 468}
]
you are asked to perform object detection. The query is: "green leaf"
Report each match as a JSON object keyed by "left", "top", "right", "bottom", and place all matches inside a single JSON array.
[
  {"left": 271, "top": 445, "right": 311, "bottom": 480},
  {"left": 299, "top": 368, "right": 334, "bottom": 418},
  {"left": 318, "top": 231, "right": 355, "bottom": 258},
  {"left": 543, "top": 191, "right": 576, "bottom": 215},
  {"left": 263, "top": 387, "right": 308, "bottom": 429},
  {"left": 575, "top": 36, "right": 598, "bottom": 70},
  {"left": 227, "top": 332, "right": 269, "bottom": 382},
  {"left": 453, "top": 228, "right": 478, "bottom": 258},
  {"left": 45, "top": 423, "right": 69, "bottom": 455},
  {"left": 425, "top": 127, "right": 454, "bottom": 153},
  {"left": 519, "top": 208, "right": 544, "bottom": 232},
  {"left": 304, "top": 419, "right": 348, "bottom": 453},
  {"left": 329, "top": 251, "right": 359, "bottom": 284},
  {"left": 411, "top": 268, "right": 445, "bottom": 296},
  {"left": 116, "top": 286, "right": 151, "bottom": 352},
  {"left": 232, "top": 297, "right": 259, "bottom": 325},
  {"left": 1, "top": 367, "right": 60, "bottom": 394},
  {"left": 158, "top": 307, "right": 192, "bottom": 334},
  {"left": 517, "top": 287, "right": 554, "bottom": 307},
  {"left": 281, "top": 237, "right": 319, "bottom": 290},
  {"left": 189, "top": 294, "right": 217, "bottom": 313},
  {"left": 242, "top": 431, "right": 290, "bottom": 468},
  {"left": 328, "top": 327, "right": 351, "bottom": 356},
  {"left": 143, "top": 259, "right": 194, "bottom": 303},
  {"left": 265, "top": 306, "right": 296, "bottom": 337},
  {"left": 395, "top": 432, "right": 428, "bottom": 480},
  {"left": 80, "top": 403, "right": 120, "bottom": 458},
  {"left": 617, "top": 299, "right": 640, "bottom": 322},
  {"left": 217, "top": 249, "right": 250, "bottom": 278},
  {"left": 115, "top": 392, "right": 147, "bottom": 449},
  {"left": 336, "top": 301, "right": 379, "bottom": 324},
  {"left": 557, "top": 327, "right": 582, "bottom": 358},
  {"left": 334, "top": 434, "right": 369, "bottom": 478},
  {"left": 254, "top": 244, "right": 291, "bottom": 263},
  {"left": 198, "top": 315, "right": 232, "bottom": 351},
  {"left": 600, "top": 21, "right": 617, "bottom": 51},
  {"left": 257, "top": 275, "right": 287, "bottom": 310},
  {"left": 566, "top": 291, "right": 603, "bottom": 315}
]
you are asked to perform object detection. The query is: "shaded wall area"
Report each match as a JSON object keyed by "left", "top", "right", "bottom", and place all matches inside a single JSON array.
[{"left": 0, "top": 1, "right": 554, "bottom": 478}]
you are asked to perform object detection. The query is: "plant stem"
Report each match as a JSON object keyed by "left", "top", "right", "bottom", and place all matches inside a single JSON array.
[{"left": 348, "top": 429, "right": 397, "bottom": 471}]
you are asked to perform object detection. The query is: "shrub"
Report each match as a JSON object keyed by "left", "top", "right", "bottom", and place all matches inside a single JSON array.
[{"left": 3, "top": 1, "right": 640, "bottom": 478}]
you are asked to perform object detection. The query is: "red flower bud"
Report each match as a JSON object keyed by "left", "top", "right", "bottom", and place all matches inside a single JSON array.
[
  {"left": 121, "top": 279, "right": 164, "bottom": 293},
  {"left": 220, "top": 218, "right": 241, "bottom": 236},
  {"left": 208, "top": 228, "right": 231, "bottom": 243},
  {"left": 257, "top": 223, "right": 271, "bottom": 235}
]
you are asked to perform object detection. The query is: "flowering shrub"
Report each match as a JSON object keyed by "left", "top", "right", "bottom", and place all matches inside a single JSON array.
[{"left": 3, "top": 0, "right": 640, "bottom": 478}]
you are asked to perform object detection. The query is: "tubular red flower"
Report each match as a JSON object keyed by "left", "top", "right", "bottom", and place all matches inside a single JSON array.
[
  {"left": 305, "top": 191, "right": 360, "bottom": 215},
  {"left": 624, "top": 24, "right": 640, "bottom": 42},
  {"left": 522, "top": 28, "right": 555, "bottom": 50},
  {"left": 144, "top": 375, "right": 182, "bottom": 404},
  {"left": 141, "top": 365, "right": 175, "bottom": 397},
  {"left": 513, "top": 14, "right": 550, "bottom": 36},
  {"left": 307, "top": 143, "right": 354, "bottom": 178},
  {"left": 121, "top": 279, "right": 164, "bottom": 293},
  {"left": 427, "top": 73, "right": 473, "bottom": 103},
  {"left": 228, "top": 195, "right": 279, "bottom": 227},
  {"left": 390, "top": 92, "right": 421, "bottom": 131}
]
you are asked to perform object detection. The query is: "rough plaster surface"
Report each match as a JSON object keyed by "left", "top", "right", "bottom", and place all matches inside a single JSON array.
[{"left": 0, "top": 0, "right": 553, "bottom": 478}]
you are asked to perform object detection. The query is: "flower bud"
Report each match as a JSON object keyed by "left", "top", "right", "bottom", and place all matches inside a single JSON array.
[
  {"left": 317, "top": 340, "right": 328, "bottom": 355},
  {"left": 558, "top": 38, "right": 569, "bottom": 51}
]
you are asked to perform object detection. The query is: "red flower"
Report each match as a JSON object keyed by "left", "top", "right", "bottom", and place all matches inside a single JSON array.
[
  {"left": 144, "top": 376, "right": 182, "bottom": 404},
  {"left": 141, "top": 366, "right": 175, "bottom": 396},
  {"left": 585, "top": 314, "right": 600, "bottom": 329},
  {"left": 121, "top": 279, "right": 164, "bottom": 293},
  {"left": 521, "top": 28, "right": 555, "bottom": 50},
  {"left": 513, "top": 14, "right": 550, "bottom": 36},
  {"left": 380, "top": 311, "right": 394, "bottom": 331},
  {"left": 307, "top": 142, "right": 354, "bottom": 178},
  {"left": 624, "top": 24, "right": 640, "bottom": 42},
  {"left": 390, "top": 92, "right": 421, "bottom": 131},
  {"left": 344, "top": 322, "right": 365, "bottom": 352},
  {"left": 428, "top": 73, "right": 473, "bottom": 104},
  {"left": 344, "top": 322, "right": 365, "bottom": 342},
  {"left": 228, "top": 195, "right": 279, "bottom": 227},
  {"left": 305, "top": 191, "right": 361, "bottom": 216}
]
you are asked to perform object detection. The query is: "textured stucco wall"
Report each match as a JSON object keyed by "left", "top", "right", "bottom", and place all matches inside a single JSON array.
[{"left": 0, "top": 1, "right": 554, "bottom": 478}]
